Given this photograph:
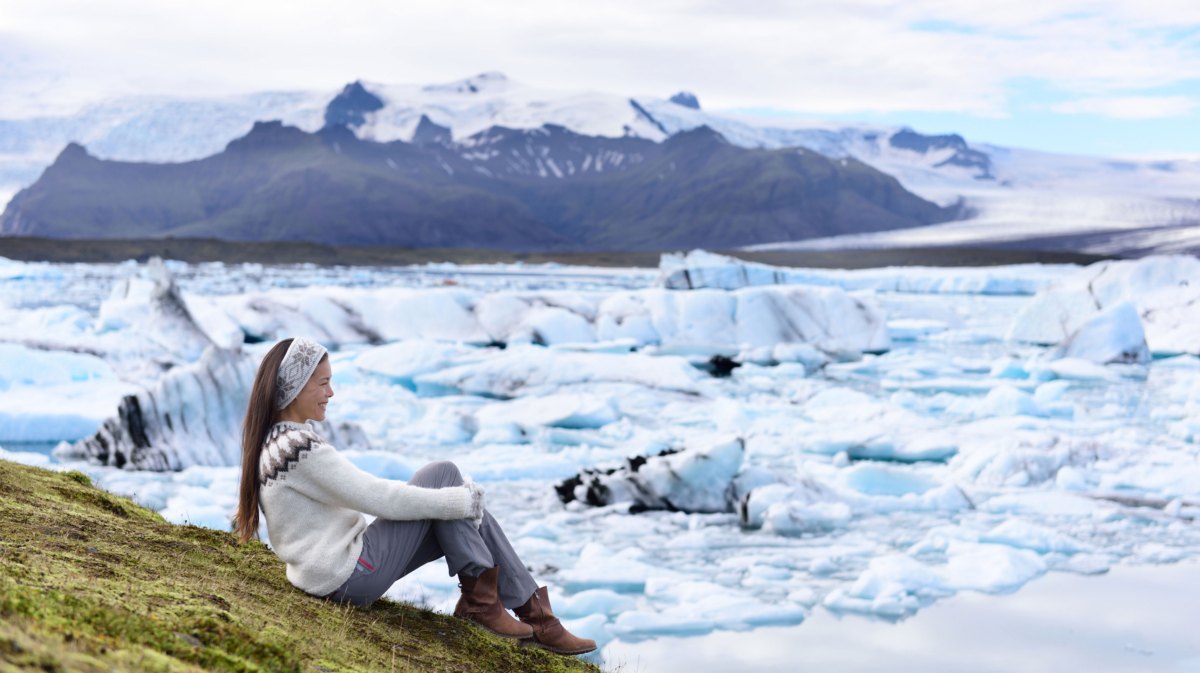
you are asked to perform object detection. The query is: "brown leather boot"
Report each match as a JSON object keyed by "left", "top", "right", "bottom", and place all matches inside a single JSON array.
[
  {"left": 453, "top": 567, "right": 534, "bottom": 639},
  {"left": 514, "top": 586, "right": 597, "bottom": 655}
]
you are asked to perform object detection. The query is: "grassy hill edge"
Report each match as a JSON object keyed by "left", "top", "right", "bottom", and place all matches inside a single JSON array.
[{"left": 0, "top": 459, "right": 598, "bottom": 673}]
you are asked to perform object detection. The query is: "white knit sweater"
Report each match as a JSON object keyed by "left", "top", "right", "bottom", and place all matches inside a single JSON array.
[{"left": 258, "top": 421, "right": 473, "bottom": 597}]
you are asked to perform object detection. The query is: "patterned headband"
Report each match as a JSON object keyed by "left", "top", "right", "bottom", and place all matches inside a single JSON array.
[{"left": 275, "top": 337, "right": 328, "bottom": 410}]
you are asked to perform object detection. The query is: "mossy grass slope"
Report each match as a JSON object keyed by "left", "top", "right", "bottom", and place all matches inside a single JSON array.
[{"left": 0, "top": 460, "right": 598, "bottom": 673}]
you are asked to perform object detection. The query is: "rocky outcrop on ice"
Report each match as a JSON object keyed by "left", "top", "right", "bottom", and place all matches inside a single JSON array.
[
  {"left": 555, "top": 437, "right": 749, "bottom": 513},
  {"left": 1009, "top": 255, "right": 1200, "bottom": 356},
  {"left": 658, "top": 250, "right": 1063, "bottom": 295}
]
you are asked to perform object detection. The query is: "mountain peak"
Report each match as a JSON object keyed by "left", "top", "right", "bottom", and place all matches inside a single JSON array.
[
  {"left": 423, "top": 72, "right": 511, "bottom": 95},
  {"left": 324, "top": 81, "right": 385, "bottom": 128},
  {"left": 665, "top": 124, "right": 728, "bottom": 147},
  {"left": 56, "top": 142, "right": 93, "bottom": 162},
  {"left": 669, "top": 92, "right": 701, "bottom": 110},
  {"left": 225, "top": 121, "right": 312, "bottom": 153},
  {"left": 412, "top": 114, "right": 452, "bottom": 146}
]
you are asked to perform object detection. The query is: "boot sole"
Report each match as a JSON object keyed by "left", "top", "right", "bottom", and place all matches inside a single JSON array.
[{"left": 520, "top": 638, "right": 597, "bottom": 655}]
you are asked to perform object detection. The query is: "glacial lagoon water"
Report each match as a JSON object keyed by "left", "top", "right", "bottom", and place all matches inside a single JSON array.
[
  {"left": 2, "top": 253, "right": 1198, "bottom": 661},
  {"left": 601, "top": 560, "right": 1200, "bottom": 673}
]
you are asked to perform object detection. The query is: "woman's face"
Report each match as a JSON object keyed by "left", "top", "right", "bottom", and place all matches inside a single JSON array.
[{"left": 281, "top": 358, "right": 334, "bottom": 423}]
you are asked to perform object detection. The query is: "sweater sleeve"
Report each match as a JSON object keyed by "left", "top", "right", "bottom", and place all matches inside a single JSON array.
[{"left": 288, "top": 440, "right": 472, "bottom": 521}]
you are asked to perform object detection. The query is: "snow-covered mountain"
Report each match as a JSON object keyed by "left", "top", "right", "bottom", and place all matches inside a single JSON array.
[{"left": 2, "top": 72, "right": 1198, "bottom": 253}]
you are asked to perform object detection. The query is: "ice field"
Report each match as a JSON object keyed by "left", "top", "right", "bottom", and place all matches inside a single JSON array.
[{"left": 1, "top": 251, "right": 1198, "bottom": 665}]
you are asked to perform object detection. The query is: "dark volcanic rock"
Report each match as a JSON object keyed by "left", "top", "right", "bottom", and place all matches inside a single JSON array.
[
  {"left": 889, "top": 129, "right": 993, "bottom": 179},
  {"left": 669, "top": 91, "right": 701, "bottom": 110},
  {"left": 411, "top": 115, "right": 452, "bottom": 146},
  {"left": 324, "top": 81, "right": 385, "bottom": 128}
]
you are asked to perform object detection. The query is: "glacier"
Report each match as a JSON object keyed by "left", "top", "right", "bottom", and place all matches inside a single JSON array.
[{"left": 0, "top": 252, "right": 1197, "bottom": 664}]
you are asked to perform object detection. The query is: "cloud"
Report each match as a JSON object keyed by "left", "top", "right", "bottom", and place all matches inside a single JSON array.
[
  {"left": 0, "top": 0, "right": 1197, "bottom": 121},
  {"left": 1052, "top": 95, "right": 1198, "bottom": 119}
]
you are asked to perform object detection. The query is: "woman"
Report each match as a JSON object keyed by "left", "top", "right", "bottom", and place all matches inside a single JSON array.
[{"left": 233, "top": 337, "right": 594, "bottom": 655}]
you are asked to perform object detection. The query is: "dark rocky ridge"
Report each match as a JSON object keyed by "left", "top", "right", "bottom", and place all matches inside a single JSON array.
[
  {"left": 411, "top": 114, "right": 452, "bottom": 146},
  {"left": 889, "top": 129, "right": 994, "bottom": 179},
  {"left": 324, "top": 80, "right": 385, "bottom": 128},
  {"left": 669, "top": 91, "right": 701, "bottom": 110},
  {"left": 0, "top": 121, "right": 961, "bottom": 250}
]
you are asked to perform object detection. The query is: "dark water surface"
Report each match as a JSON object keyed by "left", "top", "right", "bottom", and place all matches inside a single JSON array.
[{"left": 601, "top": 561, "right": 1200, "bottom": 673}]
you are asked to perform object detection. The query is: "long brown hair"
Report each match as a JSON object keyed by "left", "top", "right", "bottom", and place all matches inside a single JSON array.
[{"left": 234, "top": 338, "right": 294, "bottom": 543}]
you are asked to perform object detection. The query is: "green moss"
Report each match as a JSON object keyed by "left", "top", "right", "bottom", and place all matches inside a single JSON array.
[{"left": 0, "top": 459, "right": 599, "bottom": 673}]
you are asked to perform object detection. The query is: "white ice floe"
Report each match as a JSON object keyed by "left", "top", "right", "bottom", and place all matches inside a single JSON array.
[
  {"left": 1054, "top": 301, "right": 1150, "bottom": 365},
  {"left": 204, "top": 283, "right": 890, "bottom": 361},
  {"left": 1009, "top": 255, "right": 1200, "bottom": 355},
  {"left": 659, "top": 250, "right": 1067, "bottom": 295},
  {"left": 413, "top": 346, "right": 705, "bottom": 397},
  {"left": 979, "top": 519, "right": 1093, "bottom": 555},
  {"left": 352, "top": 340, "right": 484, "bottom": 389},
  {"left": 0, "top": 343, "right": 138, "bottom": 442},
  {"left": 825, "top": 541, "right": 1046, "bottom": 617},
  {"left": 474, "top": 393, "right": 619, "bottom": 434}
]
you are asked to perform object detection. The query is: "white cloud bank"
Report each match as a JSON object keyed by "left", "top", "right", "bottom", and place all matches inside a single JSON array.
[{"left": 0, "top": 0, "right": 1198, "bottom": 120}]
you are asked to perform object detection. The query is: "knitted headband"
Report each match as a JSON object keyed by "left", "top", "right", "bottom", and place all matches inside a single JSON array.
[{"left": 275, "top": 337, "right": 328, "bottom": 410}]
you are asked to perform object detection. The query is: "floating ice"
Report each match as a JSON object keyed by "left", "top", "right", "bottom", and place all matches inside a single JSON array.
[
  {"left": 558, "top": 437, "right": 746, "bottom": 513},
  {"left": 5, "top": 254, "right": 1199, "bottom": 646},
  {"left": 659, "top": 250, "right": 1063, "bottom": 295},
  {"left": 57, "top": 346, "right": 370, "bottom": 470},
  {"left": 206, "top": 282, "right": 890, "bottom": 360},
  {"left": 474, "top": 393, "right": 619, "bottom": 433},
  {"left": 96, "top": 258, "right": 214, "bottom": 363},
  {"left": 980, "top": 519, "right": 1092, "bottom": 554},
  {"left": 1055, "top": 301, "right": 1150, "bottom": 365},
  {"left": 1009, "top": 255, "right": 1200, "bottom": 355},
  {"left": 352, "top": 340, "right": 483, "bottom": 389},
  {"left": 414, "top": 346, "right": 704, "bottom": 398},
  {"left": 739, "top": 478, "right": 839, "bottom": 529},
  {"left": 838, "top": 464, "right": 939, "bottom": 497},
  {"left": 0, "top": 343, "right": 137, "bottom": 442}
]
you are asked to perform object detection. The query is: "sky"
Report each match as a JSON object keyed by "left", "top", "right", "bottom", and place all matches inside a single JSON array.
[{"left": 2, "top": 0, "right": 1199, "bottom": 157}]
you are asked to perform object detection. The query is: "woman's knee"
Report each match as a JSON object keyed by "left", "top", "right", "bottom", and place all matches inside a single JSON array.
[{"left": 410, "top": 460, "right": 463, "bottom": 487}]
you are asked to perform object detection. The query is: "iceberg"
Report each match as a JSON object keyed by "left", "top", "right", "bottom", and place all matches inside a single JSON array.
[
  {"left": 1054, "top": 301, "right": 1150, "bottom": 365},
  {"left": 202, "top": 283, "right": 890, "bottom": 361},
  {"left": 659, "top": 250, "right": 1063, "bottom": 295},
  {"left": 1009, "top": 255, "right": 1200, "bottom": 355},
  {"left": 557, "top": 437, "right": 746, "bottom": 513},
  {"left": 57, "top": 346, "right": 370, "bottom": 470}
]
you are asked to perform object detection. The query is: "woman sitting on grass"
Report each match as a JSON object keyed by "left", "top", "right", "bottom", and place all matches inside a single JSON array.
[{"left": 233, "top": 337, "right": 594, "bottom": 656}]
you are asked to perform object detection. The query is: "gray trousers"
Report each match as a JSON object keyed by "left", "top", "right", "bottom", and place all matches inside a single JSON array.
[{"left": 325, "top": 460, "right": 538, "bottom": 609}]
